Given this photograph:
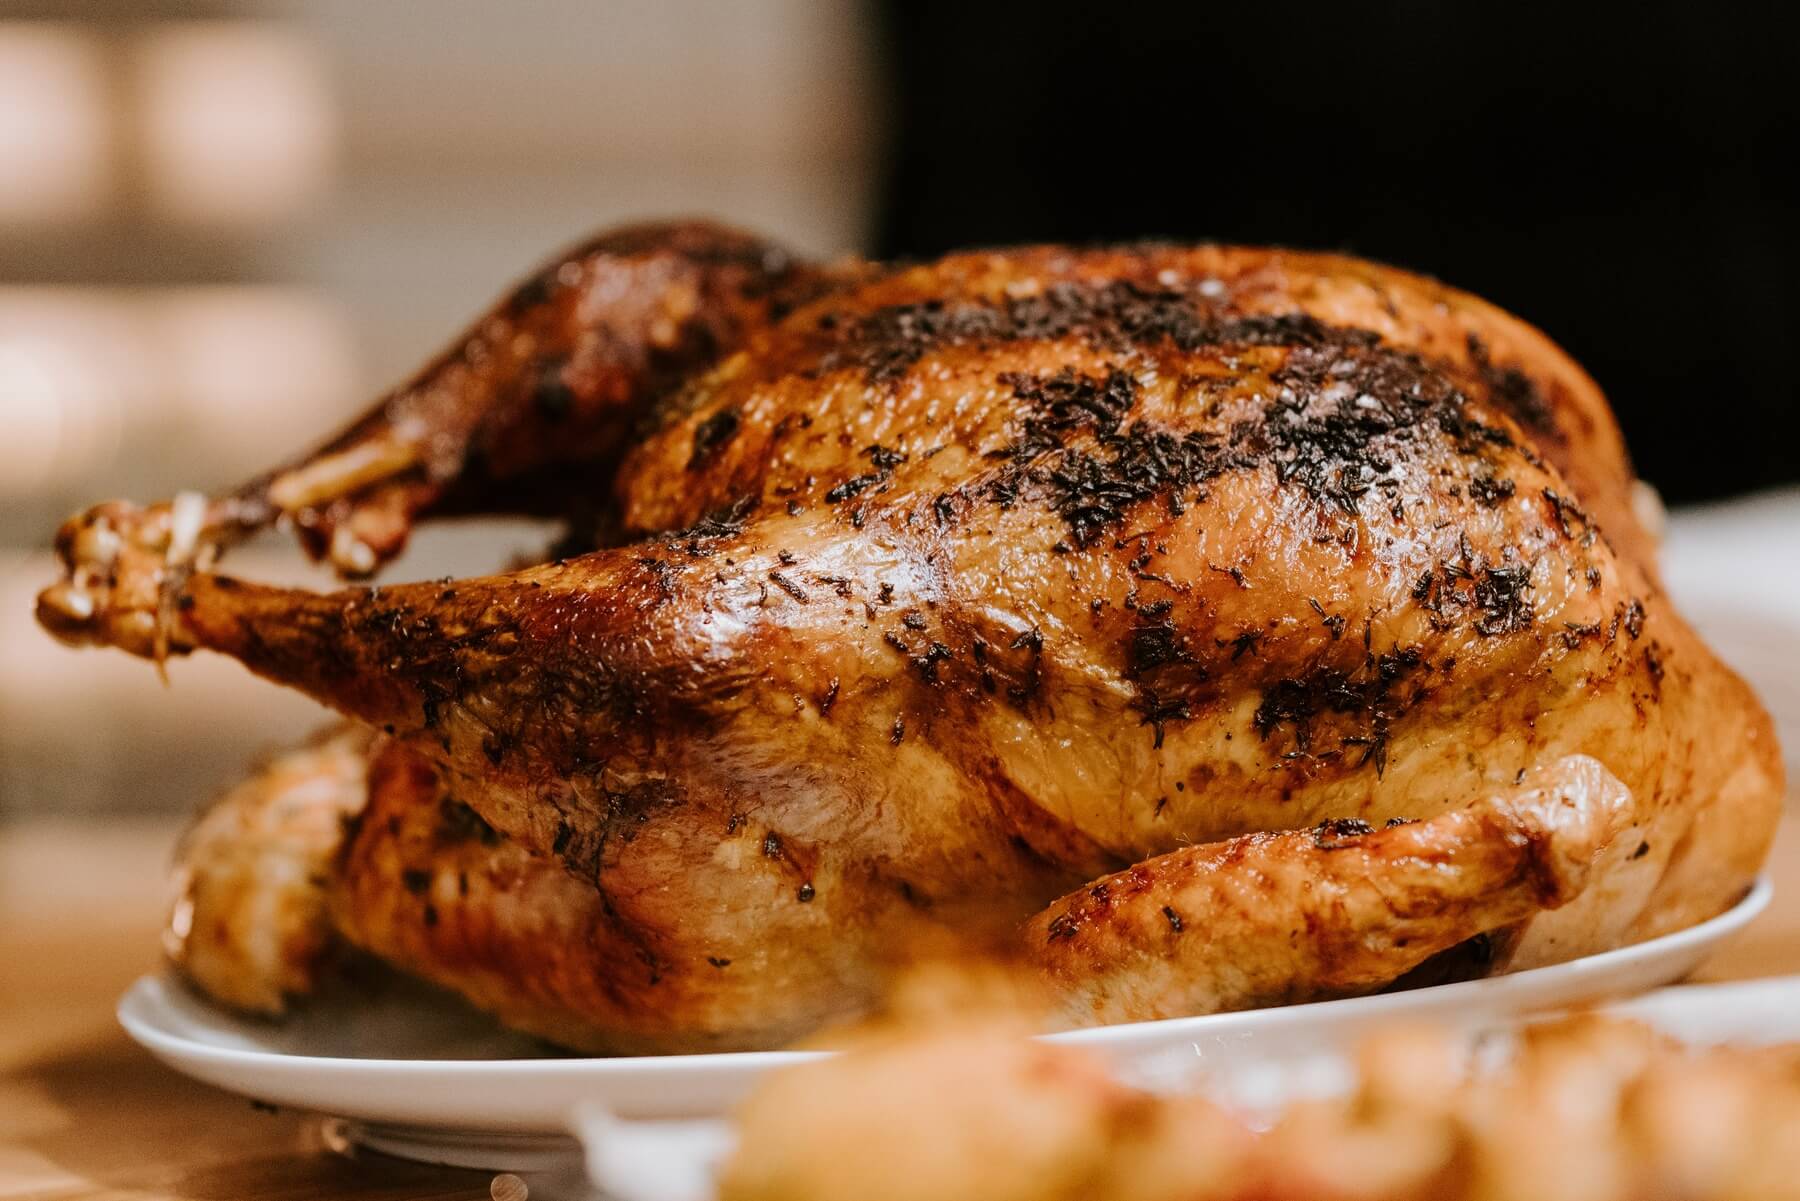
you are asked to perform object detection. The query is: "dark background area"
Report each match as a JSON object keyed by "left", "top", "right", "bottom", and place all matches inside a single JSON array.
[{"left": 873, "top": 1, "right": 1797, "bottom": 503}]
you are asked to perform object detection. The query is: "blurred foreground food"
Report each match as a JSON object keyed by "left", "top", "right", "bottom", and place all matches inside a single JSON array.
[{"left": 719, "top": 971, "right": 1800, "bottom": 1201}]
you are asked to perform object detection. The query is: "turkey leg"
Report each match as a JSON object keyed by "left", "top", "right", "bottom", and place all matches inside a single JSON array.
[
  {"left": 1027, "top": 755, "right": 1635, "bottom": 1026},
  {"left": 39, "top": 515, "right": 804, "bottom": 870},
  {"left": 39, "top": 220, "right": 823, "bottom": 613}
]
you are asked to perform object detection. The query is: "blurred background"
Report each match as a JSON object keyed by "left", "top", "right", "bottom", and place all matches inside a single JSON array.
[{"left": 1, "top": 0, "right": 1795, "bottom": 823}]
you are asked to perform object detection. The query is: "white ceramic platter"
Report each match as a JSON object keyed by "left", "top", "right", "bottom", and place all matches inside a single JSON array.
[{"left": 118, "top": 877, "right": 1770, "bottom": 1171}]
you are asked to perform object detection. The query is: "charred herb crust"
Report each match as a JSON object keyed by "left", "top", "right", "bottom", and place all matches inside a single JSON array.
[
  {"left": 1254, "top": 646, "right": 1428, "bottom": 774},
  {"left": 1467, "top": 333, "right": 1558, "bottom": 438},
  {"left": 816, "top": 282, "right": 1350, "bottom": 383},
  {"left": 944, "top": 298, "right": 1542, "bottom": 548}
]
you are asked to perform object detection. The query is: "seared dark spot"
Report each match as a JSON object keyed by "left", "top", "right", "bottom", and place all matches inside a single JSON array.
[
  {"left": 767, "top": 570, "right": 809, "bottom": 603},
  {"left": 825, "top": 472, "right": 883, "bottom": 503},
  {"left": 634, "top": 557, "right": 678, "bottom": 604},
  {"left": 663, "top": 495, "right": 755, "bottom": 555},
  {"left": 688, "top": 408, "right": 740, "bottom": 469},
  {"left": 1467, "top": 333, "right": 1558, "bottom": 437},
  {"left": 914, "top": 641, "right": 953, "bottom": 682},
  {"left": 439, "top": 797, "right": 501, "bottom": 846},
  {"left": 1313, "top": 817, "right": 1375, "bottom": 848},
  {"left": 1541, "top": 489, "right": 1591, "bottom": 539},
  {"left": 1472, "top": 565, "right": 1534, "bottom": 636},
  {"left": 1469, "top": 468, "right": 1516, "bottom": 507},
  {"left": 1623, "top": 598, "right": 1646, "bottom": 640},
  {"left": 599, "top": 777, "right": 679, "bottom": 834},
  {"left": 510, "top": 266, "right": 557, "bottom": 312},
  {"left": 534, "top": 357, "right": 577, "bottom": 420},
  {"left": 1561, "top": 620, "right": 1604, "bottom": 649},
  {"left": 1129, "top": 620, "right": 1186, "bottom": 675},
  {"left": 865, "top": 443, "right": 906, "bottom": 470},
  {"left": 401, "top": 869, "right": 432, "bottom": 894}
]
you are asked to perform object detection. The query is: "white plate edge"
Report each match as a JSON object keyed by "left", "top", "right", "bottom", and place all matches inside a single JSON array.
[{"left": 118, "top": 876, "right": 1771, "bottom": 1077}]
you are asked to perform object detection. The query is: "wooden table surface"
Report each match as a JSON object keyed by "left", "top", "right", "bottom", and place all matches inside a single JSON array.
[{"left": 4, "top": 812, "right": 1798, "bottom": 1201}]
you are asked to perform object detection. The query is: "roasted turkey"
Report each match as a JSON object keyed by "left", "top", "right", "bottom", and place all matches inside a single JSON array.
[{"left": 37, "top": 222, "right": 1782, "bottom": 1052}]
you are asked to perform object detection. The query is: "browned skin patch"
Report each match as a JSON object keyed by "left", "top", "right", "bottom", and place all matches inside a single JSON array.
[
  {"left": 40, "top": 236, "right": 1783, "bottom": 1050},
  {"left": 329, "top": 740, "right": 860, "bottom": 1053}
]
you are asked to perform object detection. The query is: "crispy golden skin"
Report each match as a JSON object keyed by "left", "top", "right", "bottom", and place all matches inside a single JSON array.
[
  {"left": 326, "top": 738, "right": 864, "bottom": 1053},
  {"left": 164, "top": 724, "right": 374, "bottom": 1014},
  {"left": 52, "top": 224, "right": 1780, "bottom": 1050}
]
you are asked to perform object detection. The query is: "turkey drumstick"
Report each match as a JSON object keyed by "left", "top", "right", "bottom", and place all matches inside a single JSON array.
[
  {"left": 1029, "top": 754, "right": 1635, "bottom": 1026},
  {"left": 39, "top": 220, "right": 828, "bottom": 620}
]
